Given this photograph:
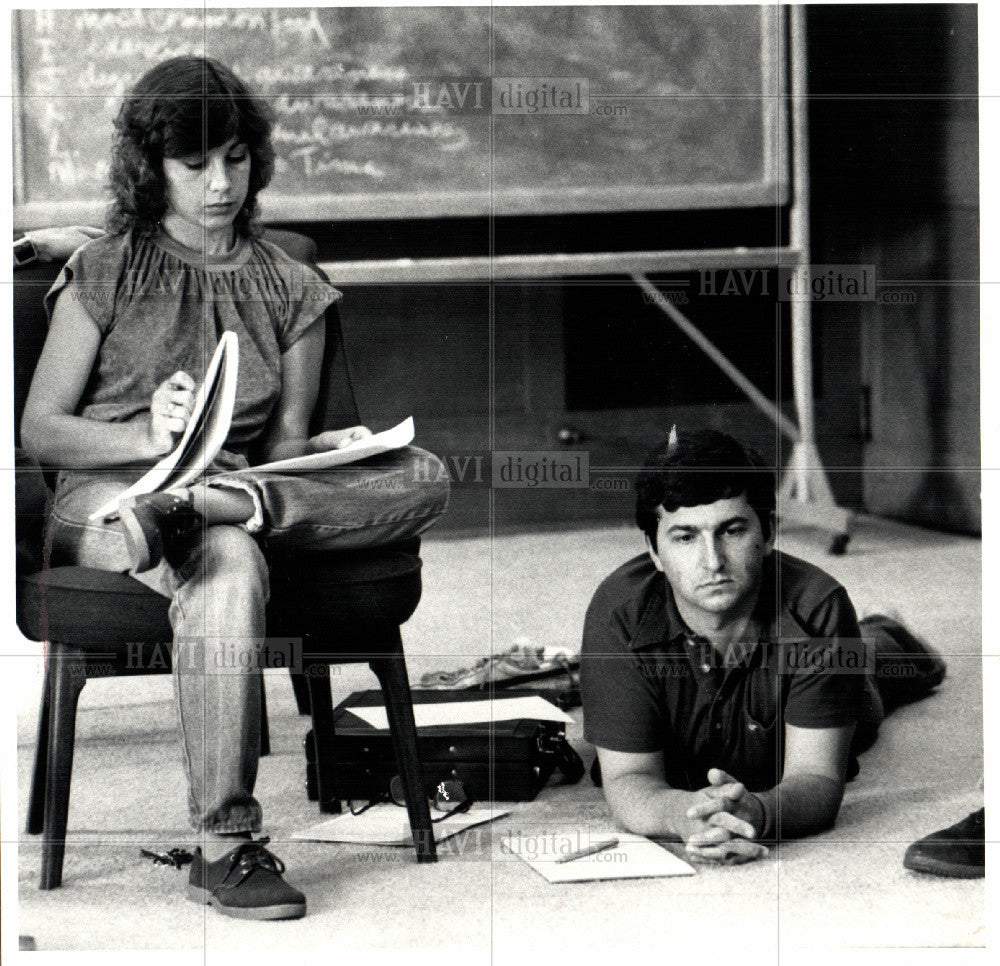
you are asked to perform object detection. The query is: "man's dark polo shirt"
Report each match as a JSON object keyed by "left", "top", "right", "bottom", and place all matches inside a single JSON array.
[{"left": 580, "top": 550, "right": 870, "bottom": 793}]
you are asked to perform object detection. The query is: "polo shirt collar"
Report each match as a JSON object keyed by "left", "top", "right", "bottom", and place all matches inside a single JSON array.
[
  {"left": 628, "top": 552, "right": 811, "bottom": 652},
  {"left": 628, "top": 578, "right": 679, "bottom": 651}
]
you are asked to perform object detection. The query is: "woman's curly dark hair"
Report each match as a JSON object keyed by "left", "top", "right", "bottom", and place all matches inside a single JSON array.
[{"left": 106, "top": 56, "right": 275, "bottom": 237}]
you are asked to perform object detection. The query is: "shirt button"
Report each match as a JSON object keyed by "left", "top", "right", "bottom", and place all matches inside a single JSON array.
[
  {"left": 700, "top": 663, "right": 711, "bottom": 673},
  {"left": 714, "top": 723, "right": 723, "bottom": 731}
]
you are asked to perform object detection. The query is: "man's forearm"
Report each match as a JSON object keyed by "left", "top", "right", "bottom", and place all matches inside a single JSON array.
[
  {"left": 753, "top": 773, "right": 845, "bottom": 840},
  {"left": 604, "top": 772, "right": 699, "bottom": 840}
]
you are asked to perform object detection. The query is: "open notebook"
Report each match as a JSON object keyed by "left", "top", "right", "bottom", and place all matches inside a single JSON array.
[{"left": 90, "top": 332, "right": 414, "bottom": 520}]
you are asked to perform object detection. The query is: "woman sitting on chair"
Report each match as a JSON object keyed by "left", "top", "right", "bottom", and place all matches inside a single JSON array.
[{"left": 21, "top": 56, "right": 449, "bottom": 920}]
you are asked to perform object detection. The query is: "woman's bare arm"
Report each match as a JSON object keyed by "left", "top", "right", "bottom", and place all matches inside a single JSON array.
[
  {"left": 258, "top": 321, "right": 325, "bottom": 462},
  {"left": 259, "top": 321, "right": 372, "bottom": 463},
  {"left": 20, "top": 285, "right": 188, "bottom": 467}
]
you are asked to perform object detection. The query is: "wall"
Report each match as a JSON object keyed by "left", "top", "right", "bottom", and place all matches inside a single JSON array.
[
  {"left": 808, "top": 3, "right": 980, "bottom": 533},
  {"left": 298, "top": 5, "right": 980, "bottom": 534}
]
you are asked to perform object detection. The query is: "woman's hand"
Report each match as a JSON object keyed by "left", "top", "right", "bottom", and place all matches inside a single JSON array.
[
  {"left": 308, "top": 425, "right": 374, "bottom": 452},
  {"left": 147, "top": 371, "right": 196, "bottom": 455}
]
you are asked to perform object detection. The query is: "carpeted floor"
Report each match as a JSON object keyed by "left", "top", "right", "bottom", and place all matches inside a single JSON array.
[{"left": 14, "top": 516, "right": 986, "bottom": 955}]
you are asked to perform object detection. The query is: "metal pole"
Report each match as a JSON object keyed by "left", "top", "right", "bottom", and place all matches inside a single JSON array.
[
  {"left": 789, "top": 6, "right": 818, "bottom": 483},
  {"left": 633, "top": 273, "right": 801, "bottom": 442},
  {"left": 11, "top": 11, "right": 27, "bottom": 210}
]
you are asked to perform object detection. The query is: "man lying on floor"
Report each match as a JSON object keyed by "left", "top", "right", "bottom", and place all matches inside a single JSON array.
[{"left": 580, "top": 428, "right": 944, "bottom": 865}]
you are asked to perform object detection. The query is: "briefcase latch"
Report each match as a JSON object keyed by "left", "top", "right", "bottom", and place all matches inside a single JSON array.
[{"left": 536, "top": 731, "right": 565, "bottom": 755}]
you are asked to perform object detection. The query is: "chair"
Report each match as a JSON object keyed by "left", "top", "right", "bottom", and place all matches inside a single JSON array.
[{"left": 15, "top": 229, "right": 437, "bottom": 889}]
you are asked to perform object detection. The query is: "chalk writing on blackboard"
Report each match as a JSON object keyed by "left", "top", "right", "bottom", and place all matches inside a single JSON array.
[{"left": 15, "top": 6, "right": 785, "bottom": 224}]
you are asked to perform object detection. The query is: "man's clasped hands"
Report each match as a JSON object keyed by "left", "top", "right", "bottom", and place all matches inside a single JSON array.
[{"left": 684, "top": 768, "right": 770, "bottom": 865}]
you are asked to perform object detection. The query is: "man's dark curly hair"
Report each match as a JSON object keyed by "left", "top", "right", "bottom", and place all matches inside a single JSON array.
[
  {"left": 635, "top": 429, "right": 777, "bottom": 550},
  {"left": 106, "top": 56, "right": 275, "bottom": 237}
]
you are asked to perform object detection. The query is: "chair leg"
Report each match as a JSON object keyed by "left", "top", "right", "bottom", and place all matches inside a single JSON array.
[
  {"left": 26, "top": 668, "right": 51, "bottom": 835},
  {"left": 305, "top": 663, "right": 342, "bottom": 814},
  {"left": 40, "top": 645, "right": 87, "bottom": 890},
  {"left": 370, "top": 638, "right": 437, "bottom": 864},
  {"left": 289, "top": 669, "right": 312, "bottom": 716},
  {"left": 259, "top": 678, "right": 271, "bottom": 758}
]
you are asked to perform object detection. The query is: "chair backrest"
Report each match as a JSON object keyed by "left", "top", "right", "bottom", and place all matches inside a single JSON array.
[
  {"left": 260, "top": 229, "right": 361, "bottom": 439},
  {"left": 11, "top": 228, "right": 360, "bottom": 449},
  {"left": 11, "top": 258, "right": 60, "bottom": 447}
]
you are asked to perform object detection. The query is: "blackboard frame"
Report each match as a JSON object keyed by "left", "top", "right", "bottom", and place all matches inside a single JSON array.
[{"left": 11, "top": 6, "right": 787, "bottom": 228}]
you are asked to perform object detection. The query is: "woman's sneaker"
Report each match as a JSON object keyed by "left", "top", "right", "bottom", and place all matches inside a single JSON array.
[
  {"left": 187, "top": 838, "right": 306, "bottom": 920},
  {"left": 903, "top": 809, "right": 985, "bottom": 878},
  {"left": 118, "top": 490, "right": 202, "bottom": 573}
]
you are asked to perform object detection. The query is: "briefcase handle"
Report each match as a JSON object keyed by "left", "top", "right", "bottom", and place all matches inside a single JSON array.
[{"left": 543, "top": 735, "right": 584, "bottom": 783}]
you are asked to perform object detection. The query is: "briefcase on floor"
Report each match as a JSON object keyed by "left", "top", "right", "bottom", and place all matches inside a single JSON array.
[{"left": 304, "top": 689, "right": 584, "bottom": 803}]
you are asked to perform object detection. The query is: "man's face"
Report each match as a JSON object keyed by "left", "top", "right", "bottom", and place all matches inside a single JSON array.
[{"left": 647, "top": 493, "right": 773, "bottom": 622}]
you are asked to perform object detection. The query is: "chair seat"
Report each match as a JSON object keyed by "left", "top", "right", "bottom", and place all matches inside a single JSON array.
[
  {"left": 267, "top": 549, "right": 423, "bottom": 637},
  {"left": 17, "top": 567, "right": 172, "bottom": 647},
  {"left": 18, "top": 549, "right": 423, "bottom": 649}
]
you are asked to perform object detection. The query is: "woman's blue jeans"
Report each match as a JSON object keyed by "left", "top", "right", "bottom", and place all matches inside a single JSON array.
[{"left": 45, "top": 447, "right": 450, "bottom": 833}]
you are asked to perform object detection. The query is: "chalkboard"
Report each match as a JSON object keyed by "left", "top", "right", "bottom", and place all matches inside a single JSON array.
[{"left": 12, "top": 6, "right": 786, "bottom": 227}]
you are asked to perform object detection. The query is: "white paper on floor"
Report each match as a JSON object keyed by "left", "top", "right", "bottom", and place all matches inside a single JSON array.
[
  {"left": 502, "top": 830, "right": 696, "bottom": 883},
  {"left": 292, "top": 804, "right": 509, "bottom": 846},
  {"left": 350, "top": 695, "right": 573, "bottom": 730}
]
